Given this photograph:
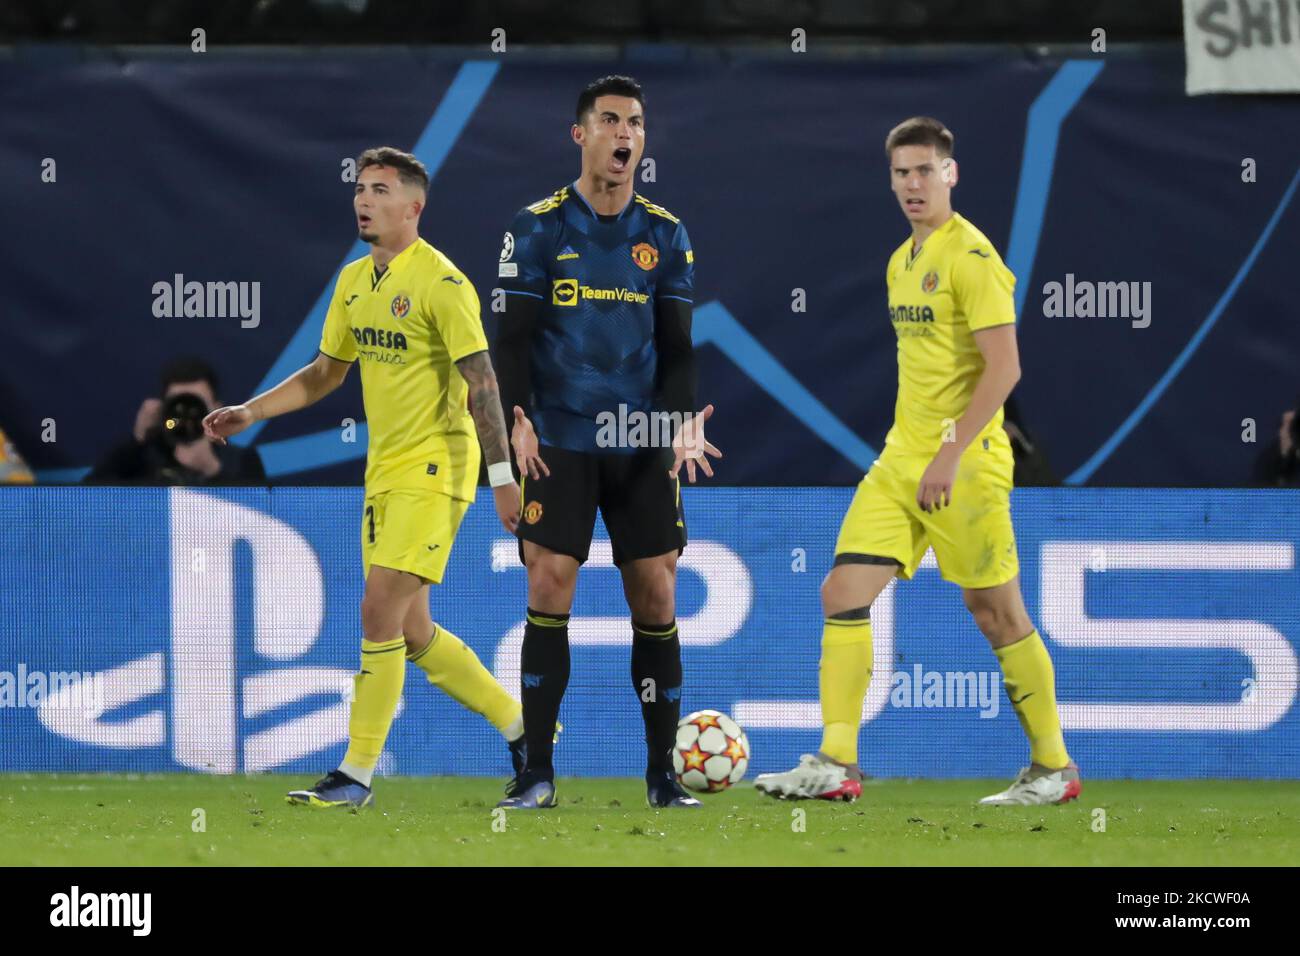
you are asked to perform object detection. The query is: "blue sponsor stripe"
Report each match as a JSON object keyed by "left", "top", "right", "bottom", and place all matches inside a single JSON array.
[
  {"left": 694, "top": 302, "right": 876, "bottom": 470},
  {"left": 256, "top": 423, "right": 369, "bottom": 478},
  {"left": 1006, "top": 60, "right": 1105, "bottom": 323},
  {"left": 34, "top": 466, "right": 91, "bottom": 484},
  {"left": 1068, "top": 166, "right": 1300, "bottom": 485}
]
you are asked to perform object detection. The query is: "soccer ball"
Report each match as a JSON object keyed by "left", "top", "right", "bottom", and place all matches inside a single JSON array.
[{"left": 672, "top": 709, "right": 750, "bottom": 792}]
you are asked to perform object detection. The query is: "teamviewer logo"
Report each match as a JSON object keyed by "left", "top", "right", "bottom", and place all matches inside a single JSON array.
[{"left": 552, "top": 278, "right": 578, "bottom": 306}]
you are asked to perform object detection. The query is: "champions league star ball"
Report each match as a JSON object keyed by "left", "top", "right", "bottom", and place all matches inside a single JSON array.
[{"left": 672, "top": 710, "right": 750, "bottom": 792}]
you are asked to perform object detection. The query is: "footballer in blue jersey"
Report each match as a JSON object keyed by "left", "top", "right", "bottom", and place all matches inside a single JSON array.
[
  {"left": 496, "top": 183, "right": 695, "bottom": 454},
  {"left": 493, "top": 75, "right": 721, "bottom": 810}
]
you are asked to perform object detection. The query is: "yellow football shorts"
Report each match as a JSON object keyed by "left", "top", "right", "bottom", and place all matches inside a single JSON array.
[
  {"left": 834, "top": 437, "right": 1019, "bottom": 589},
  {"left": 361, "top": 488, "right": 470, "bottom": 584}
]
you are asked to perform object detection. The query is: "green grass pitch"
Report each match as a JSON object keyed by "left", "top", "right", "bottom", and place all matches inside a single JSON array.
[{"left": 2, "top": 774, "right": 1297, "bottom": 866}]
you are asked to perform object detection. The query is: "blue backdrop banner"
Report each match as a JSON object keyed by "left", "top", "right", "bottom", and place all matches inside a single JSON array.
[
  {"left": 3, "top": 47, "right": 1298, "bottom": 487},
  {"left": 1, "top": 486, "right": 1297, "bottom": 779}
]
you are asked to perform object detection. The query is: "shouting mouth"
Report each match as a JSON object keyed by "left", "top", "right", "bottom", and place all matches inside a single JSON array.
[{"left": 610, "top": 147, "right": 632, "bottom": 173}]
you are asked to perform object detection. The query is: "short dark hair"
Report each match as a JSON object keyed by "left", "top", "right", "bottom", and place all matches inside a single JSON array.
[
  {"left": 356, "top": 147, "right": 430, "bottom": 194},
  {"left": 885, "top": 117, "right": 954, "bottom": 160},
  {"left": 576, "top": 75, "right": 644, "bottom": 125},
  {"left": 160, "top": 357, "right": 219, "bottom": 396}
]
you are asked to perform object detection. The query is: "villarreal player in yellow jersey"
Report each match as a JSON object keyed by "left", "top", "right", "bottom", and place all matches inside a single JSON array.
[
  {"left": 204, "top": 148, "right": 526, "bottom": 808},
  {"left": 756, "top": 118, "right": 1080, "bottom": 806}
]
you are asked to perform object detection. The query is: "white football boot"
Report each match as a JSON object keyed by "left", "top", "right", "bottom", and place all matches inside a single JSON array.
[
  {"left": 754, "top": 753, "right": 864, "bottom": 801},
  {"left": 979, "top": 762, "right": 1082, "bottom": 806}
]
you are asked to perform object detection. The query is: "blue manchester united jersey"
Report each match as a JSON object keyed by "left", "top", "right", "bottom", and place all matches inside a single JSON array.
[{"left": 497, "top": 183, "right": 694, "bottom": 453}]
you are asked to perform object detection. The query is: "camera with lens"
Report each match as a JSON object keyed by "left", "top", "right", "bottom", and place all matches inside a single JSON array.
[{"left": 153, "top": 392, "right": 209, "bottom": 448}]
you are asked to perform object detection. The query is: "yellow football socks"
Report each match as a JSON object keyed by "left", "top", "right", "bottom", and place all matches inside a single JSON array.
[
  {"left": 995, "top": 630, "right": 1070, "bottom": 769},
  {"left": 339, "top": 635, "right": 406, "bottom": 787},
  {"left": 408, "top": 624, "right": 522, "bottom": 736},
  {"left": 818, "top": 616, "right": 873, "bottom": 766}
]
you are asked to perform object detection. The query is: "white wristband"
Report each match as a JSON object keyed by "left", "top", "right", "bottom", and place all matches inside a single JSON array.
[{"left": 487, "top": 461, "right": 515, "bottom": 487}]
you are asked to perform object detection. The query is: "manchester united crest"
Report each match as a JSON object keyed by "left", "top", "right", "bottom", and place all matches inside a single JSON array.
[
  {"left": 391, "top": 294, "right": 411, "bottom": 319},
  {"left": 523, "top": 501, "right": 543, "bottom": 525},
  {"left": 631, "top": 242, "right": 659, "bottom": 271}
]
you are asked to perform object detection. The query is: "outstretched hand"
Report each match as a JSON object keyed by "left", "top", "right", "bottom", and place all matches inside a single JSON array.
[
  {"left": 668, "top": 404, "right": 722, "bottom": 484},
  {"left": 202, "top": 405, "right": 255, "bottom": 445}
]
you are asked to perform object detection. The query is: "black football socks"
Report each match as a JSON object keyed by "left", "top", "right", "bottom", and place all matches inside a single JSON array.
[
  {"left": 520, "top": 608, "right": 570, "bottom": 780},
  {"left": 631, "top": 620, "right": 683, "bottom": 775}
]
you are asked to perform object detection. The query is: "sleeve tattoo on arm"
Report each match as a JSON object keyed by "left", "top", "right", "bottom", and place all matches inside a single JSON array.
[{"left": 455, "top": 350, "right": 510, "bottom": 467}]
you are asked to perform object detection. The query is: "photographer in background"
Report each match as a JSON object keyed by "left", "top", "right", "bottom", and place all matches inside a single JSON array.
[
  {"left": 85, "top": 357, "right": 267, "bottom": 486},
  {"left": 1252, "top": 396, "right": 1300, "bottom": 488}
]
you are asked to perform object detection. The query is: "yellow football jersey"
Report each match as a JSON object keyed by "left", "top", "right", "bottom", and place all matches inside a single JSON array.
[
  {"left": 319, "top": 238, "right": 488, "bottom": 501},
  {"left": 883, "top": 212, "right": 1017, "bottom": 456}
]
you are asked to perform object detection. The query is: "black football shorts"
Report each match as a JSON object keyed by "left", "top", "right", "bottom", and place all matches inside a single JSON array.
[{"left": 515, "top": 444, "right": 687, "bottom": 565}]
